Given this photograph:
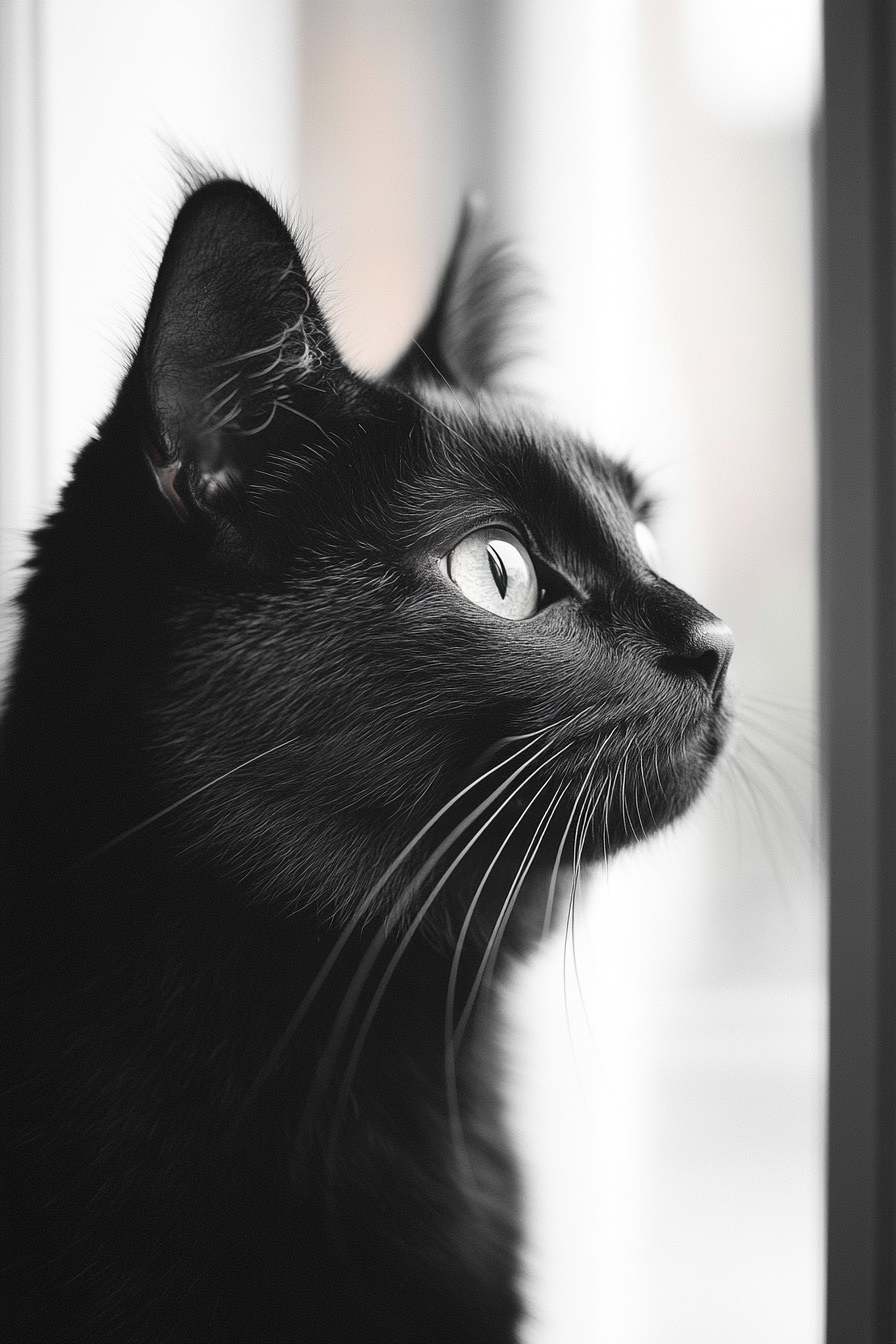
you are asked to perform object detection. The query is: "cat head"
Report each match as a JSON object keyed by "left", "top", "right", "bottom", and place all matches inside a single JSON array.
[{"left": 64, "top": 179, "right": 733, "bottom": 927}]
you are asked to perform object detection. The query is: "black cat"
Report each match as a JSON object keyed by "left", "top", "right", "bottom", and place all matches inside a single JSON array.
[{"left": 1, "top": 179, "right": 732, "bottom": 1342}]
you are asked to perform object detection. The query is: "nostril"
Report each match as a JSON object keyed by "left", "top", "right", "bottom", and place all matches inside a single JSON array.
[
  {"left": 661, "top": 620, "right": 733, "bottom": 699},
  {"left": 692, "top": 648, "right": 723, "bottom": 691}
]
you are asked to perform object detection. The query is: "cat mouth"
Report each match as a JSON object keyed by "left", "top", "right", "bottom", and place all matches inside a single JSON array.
[{"left": 445, "top": 706, "right": 727, "bottom": 856}]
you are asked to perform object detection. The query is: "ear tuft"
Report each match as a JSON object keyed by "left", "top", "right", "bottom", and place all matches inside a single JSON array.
[{"left": 390, "top": 197, "right": 535, "bottom": 394}]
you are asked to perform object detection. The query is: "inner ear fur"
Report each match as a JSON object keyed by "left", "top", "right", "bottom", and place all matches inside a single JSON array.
[{"left": 139, "top": 179, "right": 350, "bottom": 517}]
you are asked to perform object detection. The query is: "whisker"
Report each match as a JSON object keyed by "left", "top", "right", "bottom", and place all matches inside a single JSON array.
[
  {"left": 729, "top": 733, "right": 818, "bottom": 854},
  {"left": 717, "top": 751, "right": 806, "bottom": 897},
  {"left": 234, "top": 730, "right": 566, "bottom": 1133},
  {"left": 73, "top": 734, "right": 306, "bottom": 868},
  {"left": 444, "top": 773, "right": 570, "bottom": 1192},
  {"left": 309, "top": 737, "right": 573, "bottom": 1149},
  {"left": 564, "top": 774, "right": 608, "bottom": 1062},
  {"left": 451, "top": 777, "right": 571, "bottom": 1056},
  {"left": 617, "top": 746, "right": 634, "bottom": 841},
  {"left": 560, "top": 769, "right": 609, "bottom": 1107},
  {"left": 366, "top": 728, "right": 574, "bottom": 929},
  {"left": 539, "top": 744, "right": 606, "bottom": 940},
  {"left": 394, "top": 385, "right": 480, "bottom": 455},
  {"left": 739, "top": 693, "right": 816, "bottom": 722},
  {"left": 405, "top": 339, "right": 477, "bottom": 430},
  {"left": 638, "top": 752, "right": 658, "bottom": 834},
  {"left": 734, "top": 706, "right": 818, "bottom": 770}
]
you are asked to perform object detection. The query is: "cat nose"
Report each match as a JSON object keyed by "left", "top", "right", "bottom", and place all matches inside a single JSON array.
[{"left": 661, "top": 620, "right": 733, "bottom": 699}]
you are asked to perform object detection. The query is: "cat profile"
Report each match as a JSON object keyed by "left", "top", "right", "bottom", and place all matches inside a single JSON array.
[{"left": 1, "top": 178, "right": 732, "bottom": 1342}]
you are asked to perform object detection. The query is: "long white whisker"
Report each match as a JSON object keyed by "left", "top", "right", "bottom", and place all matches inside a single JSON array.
[
  {"left": 565, "top": 776, "right": 607, "bottom": 1060},
  {"left": 366, "top": 728, "right": 573, "bottom": 928},
  {"left": 539, "top": 723, "right": 622, "bottom": 939},
  {"left": 451, "top": 777, "right": 570, "bottom": 1057},
  {"left": 540, "top": 759, "right": 596, "bottom": 940},
  {"left": 444, "top": 772, "right": 569, "bottom": 1192},
  {"left": 394, "top": 386, "right": 479, "bottom": 454},
  {"left": 234, "top": 731, "right": 566, "bottom": 1133},
  {"left": 638, "top": 752, "right": 657, "bottom": 834},
  {"left": 74, "top": 735, "right": 306, "bottom": 868},
  {"left": 734, "top": 708, "right": 818, "bottom": 770},
  {"left": 314, "top": 738, "right": 573, "bottom": 1148},
  {"left": 405, "top": 340, "right": 477, "bottom": 430},
  {"left": 561, "top": 769, "right": 605, "bottom": 1082}
]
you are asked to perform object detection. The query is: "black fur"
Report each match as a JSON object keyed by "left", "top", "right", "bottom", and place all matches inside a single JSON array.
[{"left": 1, "top": 180, "right": 732, "bottom": 1342}]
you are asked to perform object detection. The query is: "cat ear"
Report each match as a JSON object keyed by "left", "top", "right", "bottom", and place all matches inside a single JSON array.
[
  {"left": 389, "top": 197, "right": 524, "bottom": 394},
  {"left": 138, "top": 179, "right": 350, "bottom": 520}
]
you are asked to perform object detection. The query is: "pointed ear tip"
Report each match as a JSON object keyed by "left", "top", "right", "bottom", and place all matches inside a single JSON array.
[
  {"left": 162, "top": 177, "right": 298, "bottom": 257},
  {"left": 177, "top": 176, "right": 284, "bottom": 221},
  {"left": 459, "top": 192, "right": 488, "bottom": 238}
]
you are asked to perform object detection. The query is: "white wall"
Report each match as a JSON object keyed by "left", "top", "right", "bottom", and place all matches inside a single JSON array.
[{"left": 1, "top": 0, "right": 301, "bottom": 615}]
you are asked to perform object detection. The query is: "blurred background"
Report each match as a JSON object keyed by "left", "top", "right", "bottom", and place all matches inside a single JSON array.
[{"left": 0, "top": 2, "right": 825, "bottom": 1339}]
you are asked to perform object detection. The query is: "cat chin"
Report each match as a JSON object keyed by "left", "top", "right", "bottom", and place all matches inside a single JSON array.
[{"left": 153, "top": 702, "right": 729, "bottom": 930}]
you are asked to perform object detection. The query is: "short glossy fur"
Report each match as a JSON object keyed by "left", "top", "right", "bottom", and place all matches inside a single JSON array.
[{"left": 1, "top": 180, "right": 732, "bottom": 1342}]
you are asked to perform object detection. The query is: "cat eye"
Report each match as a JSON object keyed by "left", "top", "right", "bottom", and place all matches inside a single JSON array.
[
  {"left": 634, "top": 520, "right": 662, "bottom": 574},
  {"left": 441, "top": 527, "right": 539, "bottom": 620}
]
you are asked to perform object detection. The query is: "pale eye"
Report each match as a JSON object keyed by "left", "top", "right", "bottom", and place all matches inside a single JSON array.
[
  {"left": 634, "top": 520, "right": 662, "bottom": 574},
  {"left": 441, "top": 527, "right": 539, "bottom": 620}
]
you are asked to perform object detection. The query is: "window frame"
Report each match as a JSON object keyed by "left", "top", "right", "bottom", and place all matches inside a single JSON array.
[{"left": 820, "top": 1, "right": 896, "bottom": 1339}]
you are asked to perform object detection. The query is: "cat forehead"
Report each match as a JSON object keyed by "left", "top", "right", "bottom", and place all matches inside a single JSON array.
[{"left": 408, "top": 394, "right": 641, "bottom": 560}]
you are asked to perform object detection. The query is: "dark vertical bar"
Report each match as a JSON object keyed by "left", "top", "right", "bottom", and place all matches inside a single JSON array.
[{"left": 821, "top": 1, "right": 896, "bottom": 1341}]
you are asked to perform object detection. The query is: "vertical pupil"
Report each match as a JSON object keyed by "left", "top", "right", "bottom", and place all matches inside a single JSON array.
[{"left": 487, "top": 544, "right": 508, "bottom": 599}]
